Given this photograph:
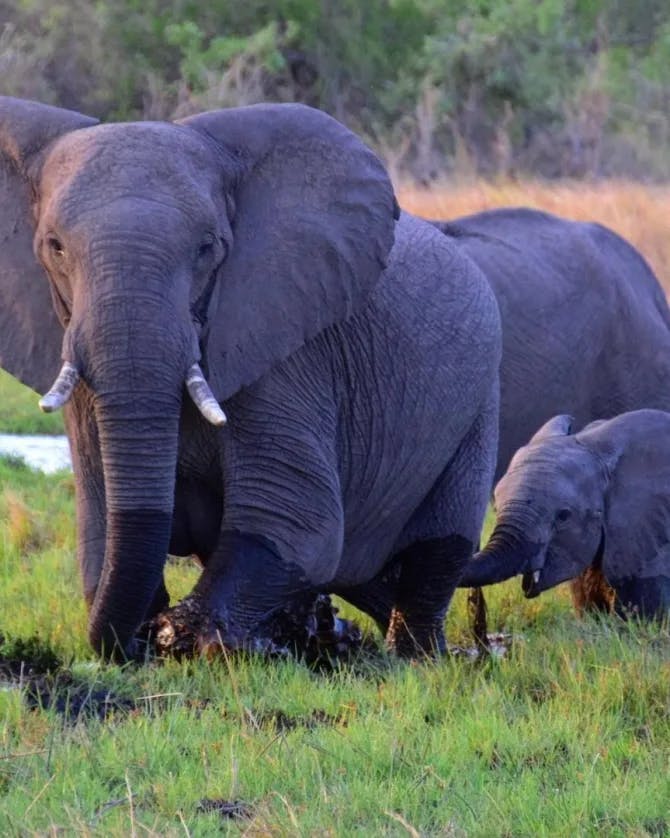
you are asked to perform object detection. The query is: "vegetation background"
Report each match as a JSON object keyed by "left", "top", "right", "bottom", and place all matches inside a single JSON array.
[
  {"left": 1, "top": 1, "right": 670, "bottom": 834},
  {"left": 1, "top": 0, "right": 669, "bottom": 181}
]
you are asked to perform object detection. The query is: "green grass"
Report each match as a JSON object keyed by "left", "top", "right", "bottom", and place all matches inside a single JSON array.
[
  {"left": 0, "top": 370, "right": 64, "bottom": 434},
  {"left": 0, "top": 458, "right": 669, "bottom": 835}
]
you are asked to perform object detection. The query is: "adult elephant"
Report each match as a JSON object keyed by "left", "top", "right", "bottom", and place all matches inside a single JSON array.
[
  {"left": 433, "top": 209, "right": 670, "bottom": 482},
  {"left": 343, "top": 209, "right": 670, "bottom": 625},
  {"left": 431, "top": 210, "right": 670, "bottom": 596},
  {"left": 0, "top": 97, "right": 501, "bottom": 660}
]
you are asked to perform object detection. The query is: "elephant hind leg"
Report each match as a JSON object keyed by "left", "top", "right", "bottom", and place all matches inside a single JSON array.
[
  {"left": 386, "top": 535, "right": 473, "bottom": 656},
  {"left": 612, "top": 575, "right": 670, "bottom": 621},
  {"left": 385, "top": 394, "right": 498, "bottom": 657}
]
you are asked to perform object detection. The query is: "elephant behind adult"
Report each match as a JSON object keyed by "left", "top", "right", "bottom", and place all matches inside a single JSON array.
[
  {"left": 433, "top": 209, "right": 670, "bottom": 480},
  {"left": 0, "top": 96, "right": 501, "bottom": 660}
]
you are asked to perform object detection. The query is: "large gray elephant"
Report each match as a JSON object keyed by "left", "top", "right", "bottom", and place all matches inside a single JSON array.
[
  {"left": 0, "top": 96, "right": 501, "bottom": 660},
  {"left": 327, "top": 209, "right": 670, "bottom": 631},
  {"left": 459, "top": 411, "right": 670, "bottom": 620},
  {"left": 432, "top": 210, "right": 670, "bottom": 480}
]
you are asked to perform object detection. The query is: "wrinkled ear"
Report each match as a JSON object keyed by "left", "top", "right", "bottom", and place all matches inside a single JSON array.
[
  {"left": 0, "top": 97, "right": 97, "bottom": 394},
  {"left": 179, "top": 104, "right": 398, "bottom": 401},
  {"left": 600, "top": 433, "right": 670, "bottom": 587},
  {"left": 528, "top": 414, "right": 574, "bottom": 444}
]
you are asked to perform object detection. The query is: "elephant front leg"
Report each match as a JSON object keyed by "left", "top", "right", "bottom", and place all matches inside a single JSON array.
[{"left": 150, "top": 531, "right": 317, "bottom": 657}]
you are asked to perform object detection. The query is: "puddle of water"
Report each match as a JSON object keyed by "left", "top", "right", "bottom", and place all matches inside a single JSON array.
[{"left": 0, "top": 434, "right": 72, "bottom": 473}]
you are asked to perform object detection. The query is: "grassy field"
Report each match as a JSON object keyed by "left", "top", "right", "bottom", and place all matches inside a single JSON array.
[{"left": 1, "top": 181, "right": 669, "bottom": 834}]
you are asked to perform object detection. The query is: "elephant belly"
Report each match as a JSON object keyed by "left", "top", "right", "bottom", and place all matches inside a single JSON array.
[{"left": 170, "top": 477, "right": 223, "bottom": 560}]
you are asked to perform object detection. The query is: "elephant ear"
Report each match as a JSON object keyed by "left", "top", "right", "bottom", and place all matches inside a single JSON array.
[
  {"left": 528, "top": 414, "right": 574, "bottom": 445},
  {"left": 594, "top": 417, "right": 670, "bottom": 587},
  {"left": 0, "top": 97, "right": 97, "bottom": 394},
  {"left": 178, "top": 103, "right": 398, "bottom": 401}
]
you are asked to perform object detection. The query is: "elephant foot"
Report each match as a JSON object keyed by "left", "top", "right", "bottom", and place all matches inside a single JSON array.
[
  {"left": 144, "top": 594, "right": 362, "bottom": 668},
  {"left": 385, "top": 610, "right": 447, "bottom": 658}
]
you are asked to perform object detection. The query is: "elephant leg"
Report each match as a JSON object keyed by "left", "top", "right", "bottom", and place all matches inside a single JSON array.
[
  {"left": 386, "top": 536, "right": 473, "bottom": 656},
  {"left": 385, "top": 390, "right": 498, "bottom": 657},
  {"left": 613, "top": 575, "right": 670, "bottom": 621},
  {"left": 151, "top": 531, "right": 317, "bottom": 656}
]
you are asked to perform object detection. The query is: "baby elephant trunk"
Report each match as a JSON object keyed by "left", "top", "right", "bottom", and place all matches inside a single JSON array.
[{"left": 458, "top": 524, "right": 542, "bottom": 587}]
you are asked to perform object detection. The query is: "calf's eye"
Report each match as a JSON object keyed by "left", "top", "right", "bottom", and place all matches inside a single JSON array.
[{"left": 556, "top": 508, "right": 572, "bottom": 523}]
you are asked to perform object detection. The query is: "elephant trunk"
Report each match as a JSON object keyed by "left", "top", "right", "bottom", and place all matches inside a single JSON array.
[
  {"left": 458, "top": 522, "right": 541, "bottom": 587},
  {"left": 87, "top": 397, "right": 181, "bottom": 658},
  {"left": 82, "top": 295, "right": 188, "bottom": 658}
]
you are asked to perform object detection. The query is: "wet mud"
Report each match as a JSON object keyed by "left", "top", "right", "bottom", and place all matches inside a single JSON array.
[
  {"left": 197, "top": 798, "right": 253, "bottom": 821},
  {"left": 0, "top": 633, "right": 134, "bottom": 722},
  {"left": 146, "top": 593, "right": 366, "bottom": 669}
]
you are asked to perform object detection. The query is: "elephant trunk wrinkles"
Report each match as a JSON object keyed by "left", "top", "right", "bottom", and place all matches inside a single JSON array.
[
  {"left": 85, "top": 324, "right": 185, "bottom": 658},
  {"left": 459, "top": 523, "right": 538, "bottom": 587}
]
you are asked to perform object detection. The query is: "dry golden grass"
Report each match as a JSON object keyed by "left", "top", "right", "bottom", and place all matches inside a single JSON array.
[{"left": 397, "top": 179, "right": 670, "bottom": 294}]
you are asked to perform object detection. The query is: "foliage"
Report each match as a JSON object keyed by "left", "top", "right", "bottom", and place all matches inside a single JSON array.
[{"left": 0, "top": 0, "right": 668, "bottom": 178}]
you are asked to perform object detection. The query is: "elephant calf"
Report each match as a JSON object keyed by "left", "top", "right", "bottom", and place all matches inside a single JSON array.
[{"left": 459, "top": 410, "right": 670, "bottom": 620}]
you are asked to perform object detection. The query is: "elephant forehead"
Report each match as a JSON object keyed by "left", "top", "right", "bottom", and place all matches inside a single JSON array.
[
  {"left": 497, "top": 446, "right": 588, "bottom": 506},
  {"left": 41, "top": 122, "right": 221, "bottom": 198}
]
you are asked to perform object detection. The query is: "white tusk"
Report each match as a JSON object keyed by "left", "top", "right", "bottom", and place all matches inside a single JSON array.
[
  {"left": 39, "top": 361, "right": 80, "bottom": 413},
  {"left": 185, "top": 363, "right": 227, "bottom": 427},
  {"left": 532, "top": 570, "right": 541, "bottom": 584}
]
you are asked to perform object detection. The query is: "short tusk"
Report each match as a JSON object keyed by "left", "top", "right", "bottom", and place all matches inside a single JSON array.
[
  {"left": 185, "top": 363, "right": 227, "bottom": 427},
  {"left": 39, "top": 361, "right": 80, "bottom": 413},
  {"left": 532, "top": 570, "right": 541, "bottom": 584}
]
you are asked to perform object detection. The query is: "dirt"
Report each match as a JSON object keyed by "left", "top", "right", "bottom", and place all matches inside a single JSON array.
[
  {"left": 145, "top": 593, "right": 366, "bottom": 670},
  {"left": 0, "top": 633, "right": 135, "bottom": 722},
  {"left": 197, "top": 798, "right": 253, "bottom": 821}
]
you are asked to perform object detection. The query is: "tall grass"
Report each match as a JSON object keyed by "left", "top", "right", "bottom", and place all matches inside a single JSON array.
[{"left": 398, "top": 179, "right": 670, "bottom": 295}]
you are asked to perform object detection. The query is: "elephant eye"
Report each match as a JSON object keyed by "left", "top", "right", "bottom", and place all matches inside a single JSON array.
[
  {"left": 47, "top": 236, "right": 65, "bottom": 257},
  {"left": 556, "top": 508, "right": 572, "bottom": 523},
  {"left": 197, "top": 235, "right": 216, "bottom": 260}
]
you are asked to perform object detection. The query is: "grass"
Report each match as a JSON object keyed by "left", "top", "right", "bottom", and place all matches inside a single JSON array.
[
  {"left": 1, "top": 461, "right": 669, "bottom": 834},
  {"left": 0, "top": 180, "right": 669, "bottom": 833},
  {"left": 0, "top": 370, "right": 64, "bottom": 435}
]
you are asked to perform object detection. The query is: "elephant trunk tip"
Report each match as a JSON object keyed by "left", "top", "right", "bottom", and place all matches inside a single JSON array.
[{"left": 39, "top": 361, "right": 80, "bottom": 412}]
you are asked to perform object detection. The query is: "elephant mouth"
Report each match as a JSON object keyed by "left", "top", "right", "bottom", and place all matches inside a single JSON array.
[{"left": 522, "top": 569, "right": 542, "bottom": 598}]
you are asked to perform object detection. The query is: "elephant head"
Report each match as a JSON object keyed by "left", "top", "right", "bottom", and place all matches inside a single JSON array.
[
  {"left": 0, "top": 96, "right": 397, "bottom": 658},
  {"left": 459, "top": 415, "right": 608, "bottom": 592}
]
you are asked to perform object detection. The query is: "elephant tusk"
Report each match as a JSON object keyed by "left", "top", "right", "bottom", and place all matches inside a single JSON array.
[
  {"left": 532, "top": 570, "right": 541, "bottom": 584},
  {"left": 185, "top": 363, "right": 227, "bottom": 427},
  {"left": 39, "top": 361, "right": 80, "bottom": 412}
]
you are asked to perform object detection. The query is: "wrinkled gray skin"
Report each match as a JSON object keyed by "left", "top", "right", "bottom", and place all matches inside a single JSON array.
[
  {"left": 460, "top": 410, "right": 670, "bottom": 620},
  {"left": 433, "top": 210, "right": 670, "bottom": 481},
  {"left": 0, "top": 96, "right": 500, "bottom": 660}
]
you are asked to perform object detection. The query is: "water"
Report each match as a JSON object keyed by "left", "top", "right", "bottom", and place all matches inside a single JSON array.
[{"left": 0, "top": 434, "right": 72, "bottom": 474}]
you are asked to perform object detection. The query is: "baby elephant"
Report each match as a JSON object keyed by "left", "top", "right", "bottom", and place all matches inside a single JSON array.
[{"left": 459, "top": 410, "right": 670, "bottom": 619}]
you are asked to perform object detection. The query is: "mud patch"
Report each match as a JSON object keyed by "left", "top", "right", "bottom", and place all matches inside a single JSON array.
[
  {"left": 24, "top": 672, "right": 136, "bottom": 722},
  {"left": 0, "top": 633, "right": 134, "bottom": 722},
  {"left": 197, "top": 798, "right": 253, "bottom": 821},
  {"left": 146, "top": 593, "right": 366, "bottom": 670}
]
